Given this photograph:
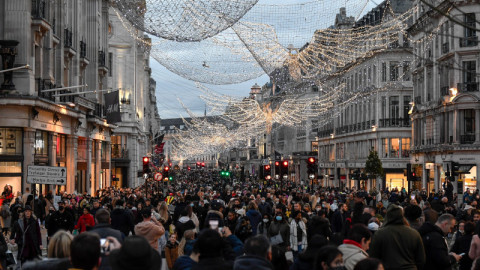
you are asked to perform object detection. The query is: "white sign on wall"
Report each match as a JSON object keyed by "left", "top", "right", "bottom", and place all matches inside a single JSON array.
[{"left": 27, "top": 165, "right": 67, "bottom": 185}]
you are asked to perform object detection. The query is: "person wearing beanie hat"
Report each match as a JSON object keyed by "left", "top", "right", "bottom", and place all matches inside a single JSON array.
[
  {"left": 10, "top": 204, "right": 42, "bottom": 263},
  {"left": 369, "top": 204, "right": 426, "bottom": 270}
]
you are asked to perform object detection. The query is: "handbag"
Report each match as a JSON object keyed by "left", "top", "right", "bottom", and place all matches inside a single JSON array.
[
  {"left": 270, "top": 233, "right": 283, "bottom": 246},
  {"left": 285, "top": 251, "right": 294, "bottom": 262}
]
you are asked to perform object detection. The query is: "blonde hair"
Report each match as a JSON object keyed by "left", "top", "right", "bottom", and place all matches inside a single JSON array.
[
  {"left": 178, "top": 229, "right": 195, "bottom": 256},
  {"left": 48, "top": 230, "right": 73, "bottom": 258},
  {"left": 158, "top": 201, "right": 169, "bottom": 222}
]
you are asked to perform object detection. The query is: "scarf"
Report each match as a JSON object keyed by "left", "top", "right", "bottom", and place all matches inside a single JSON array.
[{"left": 290, "top": 219, "right": 307, "bottom": 251}]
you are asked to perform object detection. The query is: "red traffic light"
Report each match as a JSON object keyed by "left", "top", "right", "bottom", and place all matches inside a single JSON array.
[
  {"left": 143, "top": 157, "right": 149, "bottom": 164},
  {"left": 308, "top": 157, "right": 315, "bottom": 164},
  {"left": 201, "top": 162, "right": 205, "bottom": 167},
  {"left": 412, "top": 172, "right": 415, "bottom": 177},
  {"left": 275, "top": 161, "right": 280, "bottom": 166},
  {"left": 164, "top": 166, "right": 170, "bottom": 171},
  {"left": 187, "top": 166, "right": 191, "bottom": 171},
  {"left": 282, "top": 160, "right": 288, "bottom": 167},
  {"left": 264, "top": 165, "right": 271, "bottom": 170}
]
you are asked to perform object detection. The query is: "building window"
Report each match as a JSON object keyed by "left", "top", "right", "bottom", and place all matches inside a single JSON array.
[
  {"left": 34, "top": 131, "right": 48, "bottom": 156},
  {"left": 463, "top": 61, "right": 476, "bottom": 83},
  {"left": 391, "top": 138, "right": 400, "bottom": 158},
  {"left": 390, "top": 96, "right": 399, "bottom": 120},
  {"left": 403, "top": 61, "right": 411, "bottom": 81},
  {"left": 401, "top": 138, "right": 410, "bottom": 157},
  {"left": 390, "top": 62, "right": 399, "bottom": 81},
  {"left": 403, "top": 96, "right": 411, "bottom": 119},
  {"left": 465, "top": 109, "right": 475, "bottom": 134},
  {"left": 0, "top": 128, "right": 22, "bottom": 155},
  {"left": 56, "top": 134, "right": 67, "bottom": 163},
  {"left": 381, "top": 62, "right": 387, "bottom": 82},
  {"left": 382, "top": 138, "right": 388, "bottom": 158},
  {"left": 465, "top": 13, "right": 476, "bottom": 38},
  {"left": 108, "top": 53, "right": 113, "bottom": 77}
]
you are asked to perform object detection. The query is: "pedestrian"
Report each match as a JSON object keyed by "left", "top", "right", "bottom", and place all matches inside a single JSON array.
[
  {"left": 51, "top": 201, "right": 75, "bottom": 233},
  {"left": 290, "top": 211, "right": 307, "bottom": 256},
  {"left": 111, "top": 199, "right": 135, "bottom": 237},
  {"left": 451, "top": 221, "right": 474, "bottom": 270},
  {"left": 338, "top": 224, "right": 371, "bottom": 270},
  {"left": 109, "top": 235, "right": 162, "bottom": 270},
  {"left": 166, "top": 233, "right": 180, "bottom": 270},
  {"left": 10, "top": 205, "right": 42, "bottom": 263},
  {"left": 191, "top": 229, "right": 233, "bottom": 270},
  {"left": 353, "top": 258, "right": 384, "bottom": 270},
  {"left": 314, "top": 245, "right": 345, "bottom": 270},
  {"left": 69, "top": 232, "right": 102, "bottom": 270},
  {"left": 134, "top": 208, "right": 165, "bottom": 250},
  {"left": 418, "top": 213, "right": 461, "bottom": 270},
  {"left": 234, "top": 235, "right": 274, "bottom": 270},
  {"left": 290, "top": 235, "right": 328, "bottom": 270},
  {"left": 0, "top": 199, "right": 11, "bottom": 235},
  {"left": 369, "top": 204, "right": 425, "bottom": 270},
  {"left": 75, "top": 206, "right": 95, "bottom": 233}
]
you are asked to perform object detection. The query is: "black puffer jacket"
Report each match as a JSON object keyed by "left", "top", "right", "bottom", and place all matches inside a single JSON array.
[
  {"left": 233, "top": 255, "right": 273, "bottom": 270},
  {"left": 418, "top": 222, "right": 456, "bottom": 270}
]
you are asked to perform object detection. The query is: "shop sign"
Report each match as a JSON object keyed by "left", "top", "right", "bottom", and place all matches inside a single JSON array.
[{"left": 27, "top": 165, "right": 67, "bottom": 185}]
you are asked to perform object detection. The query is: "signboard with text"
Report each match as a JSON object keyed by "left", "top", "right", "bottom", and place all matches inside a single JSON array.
[{"left": 27, "top": 165, "right": 67, "bottom": 185}]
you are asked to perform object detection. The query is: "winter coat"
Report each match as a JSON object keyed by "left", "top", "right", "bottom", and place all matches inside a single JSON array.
[
  {"left": 338, "top": 242, "right": 368, "bottom": 270},
  {"left": 10, "top": 217, "right": 41, "bottom": 261},
  {"left": 233, "top": 255, "right": 274, "bottom": 270},
  {"left": 289, "top": 219, "right": 307, "bottom": 252},
  {"left": 166, "top": 242, "right": 180, "bottom": 269},
  {"left": 173, "top": 255, "right": 197, "bottom": 270},
  {"left": 134, "top": 219, "right": 165, "bottom": 250},
  {"left": 184, "top": 239, "right": 196, "bottom": 256},
  {"left": 246, "top": 209, "right": 262, "bottom": 235},
  {"left": 0, "top": 204, "right": 11, "bottom": 229},
  {"left": 307, "top": 215, "right": 331, "bottom": 241},
  {"left": 451, "top": 233, "right": 473, "bottom": 270},
  {"left": 267, "top": 220, "right": 290, "bottom": 251},
  {"left": 175, "top": 217, "right": 196, "bottom": 239},
  {"left": 369, "top": 204, "right": 425, "bottom": 270},
  {"left": 258, "top": 203, "right": 272, "bottom": 216},
  {"left": 51, "top": 210, "right": 74, "bottom": 233},
  {"left": 111, "top": 207, "right": 135, "bottom": 237},
  {"left": 75, "top": 213, "right": 95, "bottom": 233},
  {"left": 192, "top": 257, "right": 233, "bottom": 270},
  {"left": 89, "top": 223, "right": 125, "bottom": 243},
  {"left": 418, "top": 222, "right": 456, "bottom": 270}
]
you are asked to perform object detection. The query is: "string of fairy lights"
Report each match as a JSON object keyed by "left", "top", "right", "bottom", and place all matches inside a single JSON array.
[{"left": 110, "top": 0, "right": 460, "bottom": 160}]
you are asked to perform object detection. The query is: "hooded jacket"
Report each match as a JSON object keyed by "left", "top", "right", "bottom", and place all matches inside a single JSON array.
[
  {"left": 369, "top": 204, "right": 425, "bottom": 270},
  {"left": 338, "top": 241, "right": 368, "bottom": 270},
  {"left": 418, "top": 222, "right": 456, "bottom": 270},
  {"left": 246, "top": 209, "right": 262, "bottom": 235},
  {"left": 233, "top": 255, "right": 273, "bottom": 270},
  {"left": 134, "top": 219, "right": 165, "bottom": 250}
]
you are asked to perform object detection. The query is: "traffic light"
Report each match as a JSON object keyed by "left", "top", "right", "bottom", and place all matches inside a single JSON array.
[
  {"left": 220, "top": 170, "right": 230, "bottom": 179},
  {"left": 282, "top": 160, "right": 289, "bottom": 176},
  {"left": 187, "top": 166, "right": 191, "bottom": 171},
  {"left": 274, "top": 161, "right": 280, "bottom": 178},
  {"left": 307, "top": 157, "right": 316, "bottom": 175},
  {"left": 142, "top": 157, "right": 150, "bottom": 174},
  {"left": 163, "top": 166, "right": 170, "bottom": 179},
  {"left": 201, "top": 162, "right": 205, "bottom": 168},
  {"left": 452, "top": 162, "right": 460, "bottom": 177},
  {"left": 196, "top": 162, "right": 201, "bottom": 169},
  {"left": 264, "top": 164, "right": 271, "bottom": 180}
]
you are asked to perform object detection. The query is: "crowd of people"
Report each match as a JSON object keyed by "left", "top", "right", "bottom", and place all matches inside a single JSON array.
[{"left": 0, "top": 174, "right": 478, "bottom": 270}]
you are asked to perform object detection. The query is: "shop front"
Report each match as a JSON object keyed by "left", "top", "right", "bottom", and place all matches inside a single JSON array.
[{"left": 0, "top": 128, "right": 23, "bottom": 196}]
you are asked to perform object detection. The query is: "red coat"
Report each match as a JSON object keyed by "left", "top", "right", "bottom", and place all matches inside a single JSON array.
[{"left": 75, "top": 213, "right": 95, "bottom": 233}]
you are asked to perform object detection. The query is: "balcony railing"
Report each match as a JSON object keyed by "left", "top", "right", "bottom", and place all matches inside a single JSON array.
[
  {"left": 31, "top": 0, "right": 47, "bottom": 19},
  {"left": 64, "top": 28, "right": 73, "bottom": 48},
  {"left": 80, "top": 41, "right": 87, "bottom": 58},
  {"left": 460, "top": 36, "right": 478, "bottom": 47},
  {"left": 36, "top": 78, "right": 55, "bottom": 102},
  {"left": 460, "top": 134, "right": 475, "bottom": 144},
  {"left": 378, "top": 118, "right": 411, "bottom": 128},
  {"left": 98, "top": 50, "right": 106, "bottom": 67},
  {"left": 457, "top": 82, "right": 479, "bottom": 92},
  {"left": 59, "top": 90, "right": 75, "bottom": 103},
  {"left": 441, "top": 42, "right": 449, "bottom": 54}
]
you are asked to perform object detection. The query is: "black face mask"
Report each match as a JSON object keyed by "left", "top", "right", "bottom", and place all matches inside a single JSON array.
[{"left": 59, "top": 206, "right": 65, "bottom": 211}]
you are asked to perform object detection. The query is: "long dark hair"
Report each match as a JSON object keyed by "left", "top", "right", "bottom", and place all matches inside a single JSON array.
[{"left": 314, "top": 245, "right": 342, "bottom": 270}]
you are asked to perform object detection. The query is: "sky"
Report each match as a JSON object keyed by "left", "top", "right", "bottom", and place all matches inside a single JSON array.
[{"left": 151, "top": 0, "right": 378, "bottom": 119}]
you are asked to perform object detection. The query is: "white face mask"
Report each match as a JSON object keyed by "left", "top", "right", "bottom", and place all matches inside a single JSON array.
[{"left": 263, "top": 218, "right": 269, "bottom": 223}]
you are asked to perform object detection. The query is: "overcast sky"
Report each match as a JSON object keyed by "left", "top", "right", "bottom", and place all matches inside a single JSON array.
[{"left": 152, "top": 0, "right": 377, "bottom": 119}]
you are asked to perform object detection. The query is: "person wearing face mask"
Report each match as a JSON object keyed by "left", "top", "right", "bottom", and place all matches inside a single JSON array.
[
  {"left": 290, "top": 211, "right": 308, "bottom": 257},
  {"left": 257, "top": 214, "right": 271, "bottom": 237},
  {"left": 258, "top": 197, "right": 272, "bottom": 216},
  {"left": 267, "top": 209, "right": 290, "bottom": 253},
  {"left": 51, "top": 201, "right": 74, "bottom": 234},
  {"left": 314, "top": 245, "right": 346, "bottom": 270}
]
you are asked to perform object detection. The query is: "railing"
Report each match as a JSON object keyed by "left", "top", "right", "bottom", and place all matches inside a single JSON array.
[
  {"left": 59, "top": 90, "right": 75, "bottom": 103},
  {"left": 460, "top": 134, "right": 475, "bottom": 144},
  {"left": 36, "top": 78, "right": 55, "bottom": 102},
  {"left": 460, "top": 36, "right": 478, "bottom": 47},
  {"left": 98, "top": 50, "right": 106, "bottom": 67},
  {"left": 457, "top": 82, "right": 479, "bottom": 92},
  {"left": 31, "top": 0, "right": 47, "bottom": 19},
  {"left": 64, "top": 29, "right": 73, "bottom": 48},
  {"left": 441, "top": 42, "right": 449, "bottom": 54},
  {"left": 80, "top": 41, "right": 87, "bottom": 58},
  {"left": 378, "top": 118, "right": 411, "bottom": 128},
  {"left": 93, "top": 103, "right": 104, "bottom": 118},
  {"left": 440, "top": 86, "right": 449, "bottom": 96}
]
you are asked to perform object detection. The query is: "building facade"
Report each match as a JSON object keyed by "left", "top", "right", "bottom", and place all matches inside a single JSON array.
[
  {"left": 317, "top": 0, "right": 414, "bottom": 191},
  {"left": 0, "top": 0, "right": 159, "bottom": 196},
  {"left": 409, "top": 0, "right": 480, "bottom": 195}
]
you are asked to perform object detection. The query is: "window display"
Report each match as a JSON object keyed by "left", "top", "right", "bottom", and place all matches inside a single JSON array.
[{"left": 0, "top": 128, "right": 22, "bottom": 155}]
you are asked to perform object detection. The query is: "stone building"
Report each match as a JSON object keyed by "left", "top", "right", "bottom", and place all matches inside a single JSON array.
[
  {"left": 0, "top": 0, "right": 159, "bottom": 195},
  {"left": 316, "top": 0, "right": 414, "bottom": 190},
  {"left": 409, "top": 0, "right": 480, "bottom": 194}
]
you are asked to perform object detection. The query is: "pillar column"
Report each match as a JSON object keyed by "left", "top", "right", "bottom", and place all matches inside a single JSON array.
[
  {"left": 49, "top": 132, "right": 57, "bottom": 193},
  {"left": 106, "top": 141, "right": 111, "bottom": 188},
  {"left": 422, "top": 164, "right": 428, "bottom": 191},
  {"left": 434, "top": 165, "right": 440, "bottom": 192},
  {"left": 66, "top": 135, "right": 78, "bottom": 195},
  {"left": 454, "top": 109, "right": 460, "bottom": 144},
  {"left": 86, "top": 138, "right": 92, "bottom": 195},
  {"left": 23, "top": 128, "right": 36, "bottom": 193},
  {"left": 94, "top": 140, "right": 101, "bottom": 193}
]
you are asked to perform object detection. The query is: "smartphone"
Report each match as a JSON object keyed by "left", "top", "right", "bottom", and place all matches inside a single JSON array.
[
  {"left": 459, "top": 253, "right": 465, "bottom": 256},
  {"left": 100, "top": 238, "right": 110, "bottom": 254},
  {"left": 410, "top": 195, "right": 415, "bottom": 200}
]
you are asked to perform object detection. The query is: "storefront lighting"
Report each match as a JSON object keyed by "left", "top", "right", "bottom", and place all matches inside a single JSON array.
[{"left": 449, "top": 87, "right": 458, "bottom": 96}]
